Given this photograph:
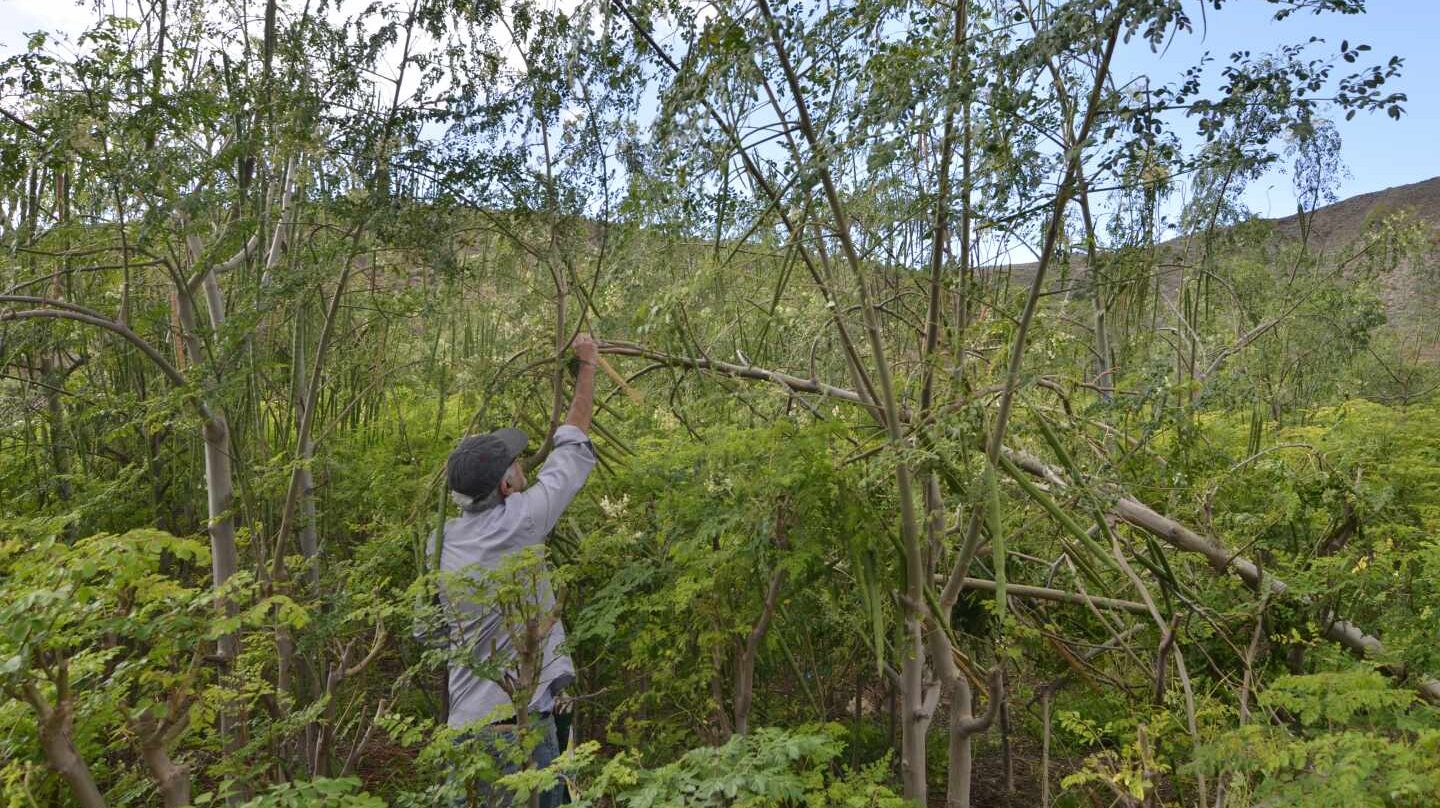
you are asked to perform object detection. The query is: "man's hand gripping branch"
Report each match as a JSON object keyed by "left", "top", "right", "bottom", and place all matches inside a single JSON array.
[{"left": 566, "top": 334, "right": 598, "bottom": 434}]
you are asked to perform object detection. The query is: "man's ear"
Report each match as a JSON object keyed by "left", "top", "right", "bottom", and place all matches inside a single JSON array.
[{"left": 498, "top": 464, "right": 520, "bottom": 497}]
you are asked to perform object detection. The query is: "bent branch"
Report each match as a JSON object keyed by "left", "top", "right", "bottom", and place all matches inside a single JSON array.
[{"left": 601, "top": 343, "right": 1440, "bottom": 703}]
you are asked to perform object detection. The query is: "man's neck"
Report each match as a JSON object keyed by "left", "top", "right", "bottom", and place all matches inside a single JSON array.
[{"left": 464, "top": 491, "right": 503, "bottom": 513}]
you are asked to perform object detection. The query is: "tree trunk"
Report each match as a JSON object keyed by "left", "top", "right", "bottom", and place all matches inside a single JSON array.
[
  {"left": 751, "top": 2, "right": 930, "bottom": 794},
  {"left": 44, "top": 162, "right": 76, "bottom": 536},
  {"left": 202, "top": 415, "right": 240, "bottom": 598},
  {"left": 174, "top": 283, "right": 245, "bottom": 791},
  {"left": 948, "top": 675, "right": 975, "bottom": 808},
  {"left": 1077, "top": 182, "right": 1112, "bottom": 402},
  {"left": 34, "top": 693, "right": 107, "bottom": 808},
  {"left": 733, "top": 568, "right": 786, "bottom": 735},
  {"left": 138, "top": 728, "right": 190, "bottom": 808},
  {"left": 292, "top": 322, "right": 320, "bottom": 575},
  {"left": 710, "top": 644, "right": 734, "bottom": 740},
  {"left": 899, "top": 614, "right": 932, "bottom": 801},
  {"left": 945, "top": 667, "right": 1003, "bottom": 808}
]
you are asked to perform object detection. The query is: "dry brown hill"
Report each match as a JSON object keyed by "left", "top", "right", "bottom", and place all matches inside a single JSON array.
[
  {"left": 992, "top": 176, "right": 1440, "bottom": 339},
  {"left": 1269, "top": 175, "right": 1440, "bottom": 249},
  {"left": 1266, "top": 176, "right": 1440, "bottom": 338}
]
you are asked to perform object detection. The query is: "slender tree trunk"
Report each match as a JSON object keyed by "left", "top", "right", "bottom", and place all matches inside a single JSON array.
[
  {"left": 292, "top": 320, "right": 320, "bottom": 573},
  {"left": 273, "top": 248, "right": 357, "bottom": 580},
  {"left": 887, "top": 674, "right": 897, "bottom": 776},
  {"left": 749, "top": 3, "right": 932, "bottom": 796},
  {"left": 43, "top": 163, "right": 76, "bottom": 536},
  {"left": 173, "top": 284, "right": 245, "bottom": 789},
  {"left": 30, "top": 690, "right": 107, "bottom": 808},
  {"left": 710, "top": 645, "right": 734, "bottom": 740},
  {"left": 734, "top": 568, "right": 786, "bottom": 735},
  {"left": 175, "top": 288, "right": 242, "bottom": 596},
  {"left": 899, "top": 614, "right": 932, "bottom": 799},
  {"left": 1077, "top": 184, "right": 1113, "bottom": 401},
  {"left": 201, "top": 415, "right": 241, "bottom": 602}
]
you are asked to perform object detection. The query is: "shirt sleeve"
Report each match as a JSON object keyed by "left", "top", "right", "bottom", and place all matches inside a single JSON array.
[{"left": 515, "top": 424, "right": 597, "bottom": 539}]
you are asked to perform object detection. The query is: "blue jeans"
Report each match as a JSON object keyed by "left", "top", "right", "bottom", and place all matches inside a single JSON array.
[{"left": 450, "top": 713, "right": 565, "bottom": 807}]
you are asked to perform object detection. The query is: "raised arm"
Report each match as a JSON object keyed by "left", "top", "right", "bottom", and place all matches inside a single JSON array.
[
  {"left": 566, "top": 334, "right": 597, "bottom": 434},
  {"left": 511, "top": 335, "right": 601, "bottom": 539}
]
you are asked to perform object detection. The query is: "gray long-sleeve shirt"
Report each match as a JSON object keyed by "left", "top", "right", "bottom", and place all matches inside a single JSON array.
[{"left": 435, "top": 424, "right": 595, "bottom": 728}]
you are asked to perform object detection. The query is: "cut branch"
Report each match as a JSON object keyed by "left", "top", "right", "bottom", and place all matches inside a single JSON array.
[
  {"left": 945, "top": 576, "right": 1148, "bottom": 615},
  {"left": 602, "top": 341, "right": 1440, "bottom": 704},
  {"left": 597, "top": 340, "right": 894, "bottom": 415}
]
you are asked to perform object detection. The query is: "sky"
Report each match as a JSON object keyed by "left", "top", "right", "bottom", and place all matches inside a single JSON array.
[
  {"left": 2, "top": 0, "right": 1437, "bottom": 219},
  {"left": 1107, "top": 0, "right": 1440, "bottom": 218}
]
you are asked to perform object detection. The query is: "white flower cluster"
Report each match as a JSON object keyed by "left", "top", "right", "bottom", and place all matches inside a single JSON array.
[{"left": 599, "top": 494, "right": 630, "bottom": 519}]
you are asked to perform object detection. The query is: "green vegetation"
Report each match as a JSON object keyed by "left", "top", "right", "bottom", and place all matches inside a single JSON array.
[{"left": 2, "top": 0, "right": 1438, "bottom": 805}]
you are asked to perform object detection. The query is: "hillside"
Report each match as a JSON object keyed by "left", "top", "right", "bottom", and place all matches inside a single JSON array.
[
  {"left": 1270, "top": 175, "right": 1440, "bottom": 248},
  {"left": 1257, "top": 176, "right": 1440, "bottom": 339},
  {"left": 995, "top": 175, "right": 1440, "bottom": 344}
]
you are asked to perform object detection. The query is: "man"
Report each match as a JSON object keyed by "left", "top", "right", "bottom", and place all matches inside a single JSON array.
[{"left": 436, "top": 334, "right": 598, "bottom": 807}]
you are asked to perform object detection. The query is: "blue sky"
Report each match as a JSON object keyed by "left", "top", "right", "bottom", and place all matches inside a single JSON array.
[{"left": 1109, "top": 0, "right": 1440, "bottom": 218}]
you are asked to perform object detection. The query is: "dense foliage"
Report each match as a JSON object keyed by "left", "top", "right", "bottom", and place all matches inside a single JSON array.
[{"left": 2, "top": 0, "right": 1437, "bottom": 805}]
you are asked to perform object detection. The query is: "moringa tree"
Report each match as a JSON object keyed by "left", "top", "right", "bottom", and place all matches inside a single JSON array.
[{"left": 605, "top": 0, "right": 1406, "bottom": 803}]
